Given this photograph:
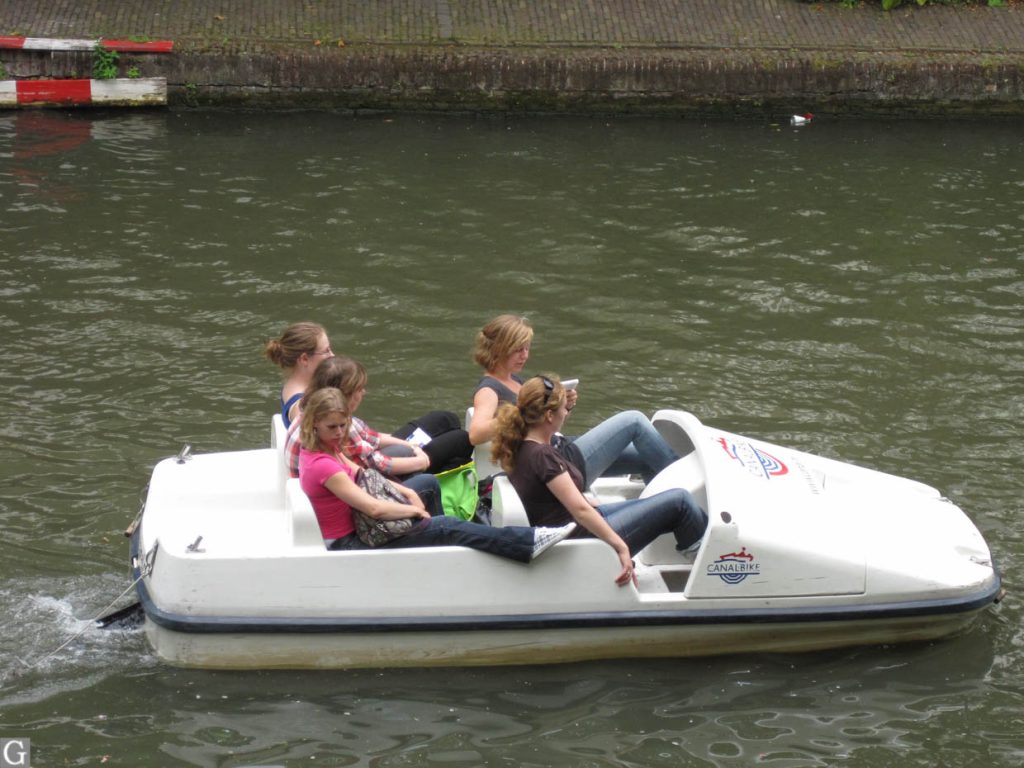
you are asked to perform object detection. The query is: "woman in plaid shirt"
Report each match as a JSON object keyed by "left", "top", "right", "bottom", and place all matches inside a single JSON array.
[{"left": 285, "top": 356, "right": 470, "bottom": 516}]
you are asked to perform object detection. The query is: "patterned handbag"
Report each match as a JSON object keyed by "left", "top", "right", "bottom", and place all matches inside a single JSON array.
[{"left": 352, "top": 467, "right": 419, "bottom": 547}]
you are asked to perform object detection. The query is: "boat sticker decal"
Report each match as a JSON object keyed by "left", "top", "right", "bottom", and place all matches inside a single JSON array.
[
  {"left": 717, "top": 437, "right": 789, "bottom": 480},
  {"left": 706, "top": 547, "right": 760, "bottom": 584}
]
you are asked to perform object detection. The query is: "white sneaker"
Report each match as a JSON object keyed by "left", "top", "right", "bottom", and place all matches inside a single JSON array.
[
  {"left": 677, "top": 538, "right": 702, "bottom": 556},
  {"left": 531, "top": 523, "right": 577, "bottom": 560}
]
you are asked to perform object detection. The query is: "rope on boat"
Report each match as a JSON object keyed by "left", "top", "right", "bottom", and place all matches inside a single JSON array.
[
  {"left": 123, "top": 479, "right": 149, "bottom": 539},
  {"left": 18, "top": 561, "right": 152, "bottom": 669}
]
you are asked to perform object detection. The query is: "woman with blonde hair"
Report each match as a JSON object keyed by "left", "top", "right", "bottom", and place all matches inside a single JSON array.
[
  {"left": 285, "top": 356, "right": 472, "bottom": 477},
  {"left": 470, "top": 314, "right": 676, "bottom": 485},
  {"left": 264, "top": 321, "right": 333, "bottom": 428},
  {"left": 491, "top": 375, "right": 707, "bottom": 586},
  {"left": 301, "top": 356, "right": 433, "bottom": 478},
  {"left": 468, "top": 314, "right": 538, "bottom": 446},
  {"left": 287, "top": 356, "right": 441, "bottom": 515},
  {"left": 299, "top": 388, "right": 575, "bottom": 558}
]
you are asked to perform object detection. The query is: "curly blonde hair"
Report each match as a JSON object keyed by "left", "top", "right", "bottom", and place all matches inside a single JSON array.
[
  {"left": 472, "top": 314, "right": 533, "bottom": 372},
  {"left": 299, "top": 388, "right": 350, "bottom": 452},
  {"left": 490, "top": 374, "right": 566, "bottom": 472}
]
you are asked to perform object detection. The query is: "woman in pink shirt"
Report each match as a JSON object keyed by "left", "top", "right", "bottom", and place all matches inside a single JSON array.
[{"left": 298, "top": 388, "right": 574, "bottom": 560}]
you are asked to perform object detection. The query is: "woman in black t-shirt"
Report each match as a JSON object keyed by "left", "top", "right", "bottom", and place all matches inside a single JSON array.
[{"left": 492, "top": 375, "right": 708, "bottom": 587}]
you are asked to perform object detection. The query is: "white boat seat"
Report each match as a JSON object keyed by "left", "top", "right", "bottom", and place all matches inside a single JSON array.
[
  {"left": 271, "top": 413, "right": 287, "bottom": 449},
  {"left": 465, "top": 406, "right": 502, "bottom": 480},
  {"left": 490, "top": 475, "right": 530, "bottom": 527},
  {"left": 285, "top": 478, "right": 325, "bottom": 548},
  {"left": 271, "top": 414, "right": 290, "bottom": 503}
]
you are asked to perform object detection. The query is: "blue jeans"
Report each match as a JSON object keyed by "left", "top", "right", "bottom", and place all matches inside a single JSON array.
[
  {"left": 402, "top": 473, "right": 444, "bottom": 518},
  {"left": 598, "top": 489, "right": 707, "bottom": 555},
  {"left": 331, "top": 516, "right": 536, "bottom": 563},
  {"left": 571, "top": 410, "right": 679, "bottom": 486}
]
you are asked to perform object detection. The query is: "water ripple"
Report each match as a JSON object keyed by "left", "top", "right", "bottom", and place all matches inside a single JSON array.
[{"left": 0, "top": 113, "right": 1021, "bottom": 766}]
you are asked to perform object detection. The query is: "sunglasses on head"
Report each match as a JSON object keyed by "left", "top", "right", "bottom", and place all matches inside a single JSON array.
[{"left": 539, "top": 376, "right": 555, "bottom": 406}]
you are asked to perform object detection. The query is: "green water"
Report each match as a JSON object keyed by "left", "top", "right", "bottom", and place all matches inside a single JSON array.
[{"left": 1, "top": 111, "right": 1021, "bottom": 766}]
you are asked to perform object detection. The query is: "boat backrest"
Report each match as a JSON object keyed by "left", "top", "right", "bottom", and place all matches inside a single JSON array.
[
  {"left": 285, "top": 478, "right": 325, "bottom": 548},
  {"left": 491, "top": 474, "right": 530, "bottom": 527},
  {"left": 465, "top": 406, "right": 502, "bottom": 480},
  {"left": 271, "top": 413, "right": 287, "bottom": 449},
  {"left": 271, "top": 414, "right": 290, "bottom": 503}
]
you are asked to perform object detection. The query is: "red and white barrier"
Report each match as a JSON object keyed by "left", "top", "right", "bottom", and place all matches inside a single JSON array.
[
  {"left": 0, "top": 36, "right": 173, "bottom": 53},
  {"left": 0, "top": 78, "right": 167, "bottom": 107}
]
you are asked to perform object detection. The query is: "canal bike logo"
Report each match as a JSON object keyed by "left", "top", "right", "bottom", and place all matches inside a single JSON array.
[
  {"left": 706, "top": 547, "right": 760, "bottom": 585},
  {"left": 717, "top": 437, "right": 788, "bottom": 480}
]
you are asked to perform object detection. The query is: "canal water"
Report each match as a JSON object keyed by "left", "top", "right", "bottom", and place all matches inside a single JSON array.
[{"left": 1, "top": 111, "right": 1021, "bottom": 766}]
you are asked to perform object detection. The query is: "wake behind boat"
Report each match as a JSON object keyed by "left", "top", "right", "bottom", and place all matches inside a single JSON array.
[{"left": 129, "top": 410, "right": 1001, "bottom": 669}]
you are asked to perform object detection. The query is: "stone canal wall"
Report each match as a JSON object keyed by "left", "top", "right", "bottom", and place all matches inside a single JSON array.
[
  {"left": 4, "top": 44, "right": 1024, "bottom": 116},
  {"left": 2, "top": 0, "right": 1024, "bottom": 115}
]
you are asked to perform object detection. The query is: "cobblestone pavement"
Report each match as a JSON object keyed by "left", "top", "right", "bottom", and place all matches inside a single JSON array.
[{"left": 2, "top": 0, "right": 1023, "bottom": 56}]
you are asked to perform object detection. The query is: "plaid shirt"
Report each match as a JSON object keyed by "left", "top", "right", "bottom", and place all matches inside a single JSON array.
[
  {"left": 343, "top": 416, "right": 394, "bottom": 474},
  {"left": 285, "top": 414, "right": 393, "bottom": 478}
]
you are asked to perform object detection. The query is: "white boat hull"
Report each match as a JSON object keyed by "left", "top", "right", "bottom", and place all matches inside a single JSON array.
[
  {"left": 143, "top": 610, "right": 986, "bottom": 670},
  {"left": 131, "top": 410, "right": 1001, "bottom": 669}
]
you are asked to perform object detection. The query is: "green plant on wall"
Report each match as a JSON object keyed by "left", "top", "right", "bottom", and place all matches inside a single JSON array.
[
  {"left": 814, "top": 0, "right": 1004, "bottom": 6},
  {"left": 93, "top": 44, "right": 119, "bottom": 79}
]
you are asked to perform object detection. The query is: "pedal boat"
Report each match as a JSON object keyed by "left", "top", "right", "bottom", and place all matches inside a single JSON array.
[{"left": 129, "top": 410, "right": 1001, "bottom": 669}]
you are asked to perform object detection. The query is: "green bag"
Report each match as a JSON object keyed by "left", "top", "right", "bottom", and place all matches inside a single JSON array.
[{"left": 435, "top": 461, "right": 478, "bottom": 521}]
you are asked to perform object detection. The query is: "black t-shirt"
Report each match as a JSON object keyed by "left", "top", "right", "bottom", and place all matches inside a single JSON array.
[{"left": 509, "top": 440, "right": 585, "bottom": 528}]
